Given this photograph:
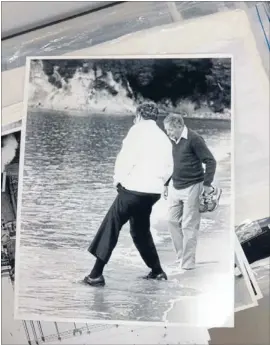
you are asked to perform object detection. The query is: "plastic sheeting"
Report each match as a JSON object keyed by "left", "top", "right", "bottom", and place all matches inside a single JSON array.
[
  {"left": 1, "top": 1, "right": 173, "bottom": 71},
  {"left": 1, "top": 1, "right": 116, "bottom": 39},
  {"left": 3, "top": 2, "right": 265, "bottom": 72}
]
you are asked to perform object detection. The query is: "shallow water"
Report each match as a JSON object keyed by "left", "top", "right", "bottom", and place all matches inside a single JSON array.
[{"left": 17, "top": 111, "right": 231, "bottom": 323}]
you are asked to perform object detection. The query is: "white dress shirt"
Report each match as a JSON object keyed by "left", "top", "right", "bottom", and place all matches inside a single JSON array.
[
  {"left": 175, "top": 125, "right": 188, "bottom": 144},
  {"left": 114, "top": 119, "right": 173, "bottom": 194}
]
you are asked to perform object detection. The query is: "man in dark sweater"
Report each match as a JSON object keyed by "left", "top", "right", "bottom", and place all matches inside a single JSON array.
[{"left": 163, "top": 113, "right": 220, "bottom": 270}]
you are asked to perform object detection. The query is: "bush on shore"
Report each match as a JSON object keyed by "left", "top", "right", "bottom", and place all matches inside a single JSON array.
[{"left": 33, "top": 58, "right": 231, "bottom": 113}]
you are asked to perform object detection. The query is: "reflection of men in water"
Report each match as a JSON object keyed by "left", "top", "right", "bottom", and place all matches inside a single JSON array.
[
  {"left": 84, "top": 102, "right": 173, "bottom": 286},
  {"left": 163, "top": 114, "right": 220, "bottom": 270}
]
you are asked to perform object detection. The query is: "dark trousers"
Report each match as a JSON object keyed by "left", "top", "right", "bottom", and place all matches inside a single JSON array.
[{"left": 88, "top": 185, "right": 161, "bottom": 270}]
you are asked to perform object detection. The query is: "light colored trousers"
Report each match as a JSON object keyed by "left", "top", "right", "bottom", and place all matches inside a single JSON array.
[{"left": 167, "top": 182, "right": 203, "bottom": 269}]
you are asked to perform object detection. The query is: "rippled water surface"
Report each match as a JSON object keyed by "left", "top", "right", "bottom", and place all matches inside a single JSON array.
[{"left": 17, "top": 111, "right": 231, "bottom": 323}]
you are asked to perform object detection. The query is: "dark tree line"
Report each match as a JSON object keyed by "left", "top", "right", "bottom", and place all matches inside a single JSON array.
[{"left": 37, "top": 58, "right": 231, "bottom": 112}]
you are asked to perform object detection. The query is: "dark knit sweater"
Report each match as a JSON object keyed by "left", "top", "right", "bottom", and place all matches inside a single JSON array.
[{"left": 165, "top": 128, "right": 216, "bottom": 189}]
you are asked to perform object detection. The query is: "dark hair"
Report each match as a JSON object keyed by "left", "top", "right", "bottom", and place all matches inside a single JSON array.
[
  {"left": 164, "top": 113, "right": 185, "bottom": 128},
  {"left": 136, "top": 102, "right": 159, "bottom": 121}
]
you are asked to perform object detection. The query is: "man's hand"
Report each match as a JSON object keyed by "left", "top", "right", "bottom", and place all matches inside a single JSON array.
[
  {"left": 203, "top": 185, "right": 214, "bottom": 195},
  {"left": 163, "top": 186, "right": 169, "bottom": 200}
]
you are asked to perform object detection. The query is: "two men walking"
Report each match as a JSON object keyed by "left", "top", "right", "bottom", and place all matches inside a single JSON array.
[{"left": 84, "top": 102, "right": 220, "bottom": 286}]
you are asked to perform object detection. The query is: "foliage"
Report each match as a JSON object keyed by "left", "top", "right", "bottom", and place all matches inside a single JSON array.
[
  {"left": 205, "top": 58, "right": 231, "bottom": 112},
  {"left": 39, "top": 58, "right": 231, "bottom": 112},
  {"left": 175, "top": 99, "right": 196, "bottom": 116}
]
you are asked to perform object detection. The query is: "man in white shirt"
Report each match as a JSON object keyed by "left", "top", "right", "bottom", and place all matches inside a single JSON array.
[{"left": 84, "top": 102, "right": 173, "bottom": 286}]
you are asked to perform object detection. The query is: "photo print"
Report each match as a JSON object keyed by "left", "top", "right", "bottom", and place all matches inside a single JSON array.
[{"left": 14, "top": 56, "right": 234, "bottom": 327}]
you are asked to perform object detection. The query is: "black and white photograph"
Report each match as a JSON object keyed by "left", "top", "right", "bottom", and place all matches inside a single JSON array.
[
  {"left": 1, "top": 128, "right": 256, "bottom": 344},
  {"left": 14, "top": 55, "right": 234, "bottom": 326},
  {"left": 235, "top": 217, "right": 270, "bottom": 299},
  {"left": 233, "top": 237, "right": 258, "bottom": 312},
  {"left": 2, "top": 120, "right": 22, "bottom": 137},
  {"left": 0, "top": 130, "right": 258, "bottom": 345},
  {"left": 2, "top": 128, "right": 211, "bottom": 345},
  {"left": 1, "top": 128, "right": 260, "bottom": 345}
]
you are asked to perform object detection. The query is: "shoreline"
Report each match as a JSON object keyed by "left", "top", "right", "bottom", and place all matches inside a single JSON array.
[{"left": 28, "top": 105, "right": 231, "bottom": 121}]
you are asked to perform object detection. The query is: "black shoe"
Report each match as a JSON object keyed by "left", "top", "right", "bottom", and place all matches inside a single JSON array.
[
  {"left": 83, "top": 274, "right": 105, "bottom": 287},
  {"left": 142, "top": 270, "right": 168, "bottom": 280}
]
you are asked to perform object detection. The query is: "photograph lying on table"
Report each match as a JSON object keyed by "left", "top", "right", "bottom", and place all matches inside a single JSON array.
[
  {"left": 14, "top": 55, "right": 233, "bottom": 326},
  {"left": 1, "top": 133, "right": 258, "bottom": 341},
  {"left": 2, "top": 120, "right": 22, "bottom": 137},
  {"left": 235, "top": 217, "right": 270, "bottom": 298},
  {"left": 234, "top": 236, "right": 258, "bottom": 312},
  {"left": 1, "top": 129, "right": 211, "bottom": 344}
]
